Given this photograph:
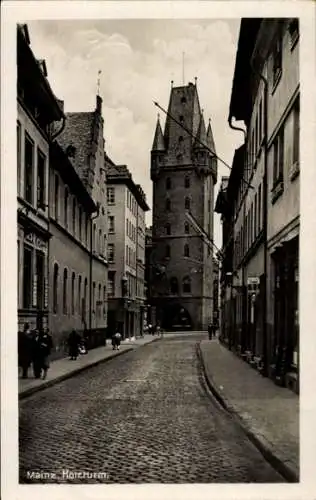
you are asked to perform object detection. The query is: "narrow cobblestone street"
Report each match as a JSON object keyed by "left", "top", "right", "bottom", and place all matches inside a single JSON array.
[{"left": 19, "top": 333, "right": 284, "bottom": 483}]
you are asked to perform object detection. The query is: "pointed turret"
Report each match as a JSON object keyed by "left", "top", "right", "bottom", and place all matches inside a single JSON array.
[
  {"left": 152, "top": 115, "right": 165, "bottom": 151},
  {"left": 194, "top": 113, "right": 208, "bottom": 149},
  {"left": 207, "top": 119, "right": 216, "bottom": 154}
]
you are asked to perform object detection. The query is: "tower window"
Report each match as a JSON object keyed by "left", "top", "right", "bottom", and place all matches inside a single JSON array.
[
  {"left": 179, "top": 136, "right": 184, "bottom": 143},
  {"left": 183, "top": 276, "right": 191, "bottom": 293},
  {"left": 165, "top": 223, "right": 171, "bottom": 235},
  {"left": 185, "top": 197, "right": 190, "bottom": 210},
  {"left": 170, "top": 277, "right": 179, "bottom": 295},
  {"left": 185, "top": 223, "right": 190, "bottom": 234},
  {"left": 166, "top": 245, "right": 171, "bottom": 258},
  {"left": 166, "top": 198, "right": 171, "bottom": 211},
  {"left": 179, "top": 115, "right": 184, "bottom": 122},
  {"left": 185, "top": 176, "right": 190, "bottom": 188},
  {"left": 181, "top": 96, "right": 187, "bottom": 104},
  {"left": 166, "top": 177, "right": 171, "bottom": 190},
  {"left": 184, "top": 244, "right": 190, "bottom": 257}
]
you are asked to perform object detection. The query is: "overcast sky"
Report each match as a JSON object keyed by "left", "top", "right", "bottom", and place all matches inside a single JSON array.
[{"left": 27, "top": 19, "right": 244, "bottom": 249}]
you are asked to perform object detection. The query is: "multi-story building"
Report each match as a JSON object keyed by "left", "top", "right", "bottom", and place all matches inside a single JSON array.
[
  {"left": 145, "top": 226, "right": 154, "bottom": 325},
  {"left": 17, "top": 24, "right": 64, "bottom": 332},
  {"left": 57, "top": 95, "right": 109, "bottom": 347},
  {"left": 106, "top": 160, "right": 149, "bottom": 338},
  {"left": 150, "top": 81, "right": 217, "bottom": 331},
  {"left": 217, "top": 18, "right": 299, "bottom": 391},
  {"left": 48, "top": 137, "right": 97, "bottom": 357}
]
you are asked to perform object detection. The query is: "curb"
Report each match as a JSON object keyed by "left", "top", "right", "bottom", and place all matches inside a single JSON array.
[
  {"left": 19, "top": 347, "right": 134, "bottom": 400},
  {"left": 196, "top": 342, "right": 299, "bottom": 483}
]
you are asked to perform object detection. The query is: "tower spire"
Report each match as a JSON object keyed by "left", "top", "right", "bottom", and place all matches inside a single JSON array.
[
  {"left": 97, "top": 70, "right": 102, "bottom": 95},
  {"left": 152, "top": 115, "right": 165, "bottom": 151}
]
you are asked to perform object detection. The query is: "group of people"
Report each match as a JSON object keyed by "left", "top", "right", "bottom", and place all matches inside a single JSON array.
[
  {"left": 18, "top": 323, "right": 53, "bottom": 380},
  {"left": 147, "top": 323, "right": 161, "bottom": 336}
]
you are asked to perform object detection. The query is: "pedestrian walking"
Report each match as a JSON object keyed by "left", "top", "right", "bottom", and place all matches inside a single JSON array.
[
  {"left": 208, "top": 323, "right": 213, "bottom": 340},
  {"left": 112, "top": 329, "right": 122, "bottom": 350},
  {"left": 18, "top": 322, "right": 33, "bottom": 379},
  {"left": 148, "top": 323, "right": 153, "bottom": 336},
  {"left": 68, "top": 329, "right": 81, "bottom": 360},
  {"left": 32, "top": 328, "right": 53, "bottom": 379}
]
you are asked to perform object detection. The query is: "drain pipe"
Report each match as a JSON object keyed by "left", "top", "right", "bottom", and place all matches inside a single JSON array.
[
  {"left": 250, "top": 61, "right": 268, "bottom": 377},
  {"left": 228, "top": 118, "right": 247, "bottom": 353}
]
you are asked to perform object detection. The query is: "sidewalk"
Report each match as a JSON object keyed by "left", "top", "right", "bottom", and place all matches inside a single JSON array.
[
  {"left": 19, "top": 335, "right": 160, "bottom": 399},
  {"left": 199, "top": 339, "right": 299, "bottom": 482}
]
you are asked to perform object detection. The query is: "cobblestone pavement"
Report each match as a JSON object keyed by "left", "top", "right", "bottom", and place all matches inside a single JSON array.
[{"left": 19, "top": 333, "right": 284, "bottom": 483}]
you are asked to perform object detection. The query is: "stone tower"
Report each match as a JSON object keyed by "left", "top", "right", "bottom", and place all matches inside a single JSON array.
[{"left": 150, "top": 81, "right": 217, "bottom": 331}]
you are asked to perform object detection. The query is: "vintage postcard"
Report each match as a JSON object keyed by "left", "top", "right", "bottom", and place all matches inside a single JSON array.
[{"left": 1, "top": 1, "right": 316, "bottom": 499}]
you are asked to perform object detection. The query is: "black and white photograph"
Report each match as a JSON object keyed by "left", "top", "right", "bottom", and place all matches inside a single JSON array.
[{"left": 1, "top": 1, "right": 316, "bottom": 498}]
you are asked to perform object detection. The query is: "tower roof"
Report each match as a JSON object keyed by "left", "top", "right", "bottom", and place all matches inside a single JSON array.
[
  {"left": 194, "top": 114, "right": 207, "bottom": 149},
  {"left": 207, "top": 120, "right": 216, "bottom": 155},
  {"left": 164, "top": 82, "right": 201, "bottom": 149},
  {"left": 152, "top": 116, "right": 165, "bottom": 151}
]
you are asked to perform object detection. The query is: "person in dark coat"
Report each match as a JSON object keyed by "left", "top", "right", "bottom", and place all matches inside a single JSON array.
[
  {"left": 112, "top": 330, "right": 122, "bottom": 350},
  {"left": 68, "top": 330, "right": 81, "bottom": 360},
  {"left": 18, "top": 323, "right": 33, "bottom": 378},
  {"left": 208, "top": 324, "right": 213, "bottom": 340},
  {"left": 32, "top": 329, "right": 53, "bottom": 379}
]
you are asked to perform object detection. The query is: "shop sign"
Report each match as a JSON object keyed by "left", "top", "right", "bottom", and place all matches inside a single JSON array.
[{"left": 24, "top": 232, "right": 47, "bottom": 252}]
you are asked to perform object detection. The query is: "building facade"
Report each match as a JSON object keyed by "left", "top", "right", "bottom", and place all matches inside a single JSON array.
[
  {"left": 217, "top": 18, "right": 299, "bottom": 392},
  {"left": 150, "top": 81, "right": 217, "bottom": 331},
  {"left": 58, "top": 96, "right": 109, "bottom": 348},
  {"left": 17, "top": 24, "right": 64, "bottom": 333},
  {"left": 106, "top": 160, "right": 149, "bottom": 339},
  {"left": 48, "top": 139, "right": 98, "bottom": 358}
]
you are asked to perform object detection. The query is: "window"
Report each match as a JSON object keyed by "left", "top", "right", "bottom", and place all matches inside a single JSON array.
[
  {"left": 108, "top": 271, "right": 115, "bottom": 297},
  {"left": 35, "top": 251, "right": 45, "bottom": 310},
  {"left": 288, "top": 18, "right": 299, "bottom": 49},
  {"left": 183, "top": 276, "right": 191, "bottom": 293},
  {"left": 184, "top": 244, "right": 190, "bottom": 257},
  {"left": 126, "top": 219, "right": 128, "bottom": 236},
  {"left": 166, "top": 198, "right": 171, "bottom": 211},
  {"left": 258, "top": 184, "right": 262, "bottom": 231},
  {"left": 273, "top": 128, "right": 284, "bottom": 186},
  {"left": 185, "top": 197, "right": 190, "bottom": 210},
  {"left": 103, "top": 235, "right": 107, "bottom": 257},
  {"left": 72, "top": 198, "right": 76, "bottom": 234},
  {"left": 126, "top": 245, "right": 129, "bottom": 264},
  {"left": 107, "top": 186, "right": 115, "bottom": 204},
  {"left": 92, "top": 282, "right": 96, "bottom": 311},
  {"left": 103, "top": 285, "right": 106, "bottom": 316},
  {"left": 181, "top": 96, "right": 187, "bottom": 104},
  {"left": 93, "top": 223, "right": 96, "bottom": 251},
  {"left": 166, "top": 177, "right": 171, "bottom": 190},
  {"left": 185, "top": 176, "right": 190, "bottom": 188},
  {"left": 78, "top": 275, "right": 82, "bottom": 316},
  {"left": 98, "top": 284, "right": 101, "bottom": 317},
  {"left": 79, "top": 207, "right": 82, "bottom": 241},
  {"left": 53, "top": 263, "right": 59, "bottom": 313},
  {"left": 170, "top": 277, "right": 179, "bottom": 295},
  {"left": 24, "top": 134, "right": 34, "bottom": 204},
  {"left": 37, "top": 149, "right": 46, "bottom": 209},
  {"left": 83, "top": 278, "right": 87, "bottom": 319},
  {"left": 17, "top": 121, "right": 21, "bottom": 195},
  {"left": 23, "top": 245, "right": 32, "bottom": 308},
  {"left": 165, "top": 223, "right": 171, "bottom": 235},
  {"left": 71, "top": 272, "right": 75, "bottom": 315},
  {"left": 108, "top": 243, "right": 115, "bottom": 263},
  {"left": 179, "top": 136, "right": 184, "bottom": 143},
  {"left": 185, "top": 223, "right": 190, "bottom": 234},
  {"left": 54, "top": 175, "right": 59, "bottom": 220},
  {"left": 254, "top": 194, "right": 258, "bottom": 238},
  {"left": 98, "top": 229, "right": 102, "bottom": 254},
  {"left": 273, "top": 30, "right": 283, "bottom": 87},
  {"left": 293, "top": 98, "right": 300, "bottom": 165},
  {"left": 63, "top": 268, "right": 68, "bottom": 314},
  {"left": 64, "top": 187, "right": 69, "bottom": 227},
  {"left": 259, "top": 100, "right": 263, "bottom": 144},
  {"left": 166, "top": 245, "right": 171, "bottom": 258}
]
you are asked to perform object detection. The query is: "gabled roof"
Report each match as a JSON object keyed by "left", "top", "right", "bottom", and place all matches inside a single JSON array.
[
  {"left": 58, "top": 112, "right": 94, "bottom": 186},
  {"left": 107, "top": 164, "right": 150, "bottom": 211},
  {"left": 152, "top": 117, "right": 165, "bottom": 151}
]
